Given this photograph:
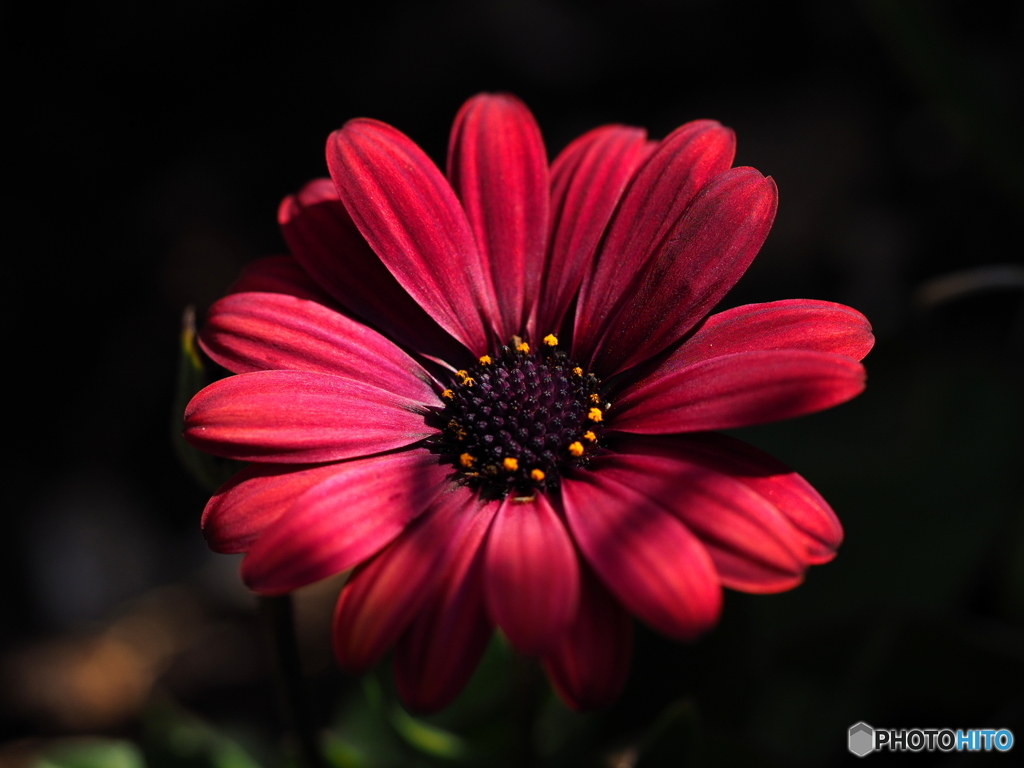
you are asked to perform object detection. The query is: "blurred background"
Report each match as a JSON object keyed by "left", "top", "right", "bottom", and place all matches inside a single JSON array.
[{"left": 3, "top": 0, "right": 1022, "bottom": 765}]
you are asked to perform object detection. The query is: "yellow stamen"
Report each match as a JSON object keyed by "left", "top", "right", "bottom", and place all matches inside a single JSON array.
[
  {"left": 478, "top": 355, "right": 492, "bottom": 365},
  {"left": 503, "top": 457, "right": 519, "bottom": 472},
  {"left": 542, "top": 334, "right": 558, "bottom": 347},
  {"left": 588, "top": 407, "right": 603, "bottom": 423},
  {"left": 589, "top": 393, "right": 601, "bottom": 403},
  {"left": 568, "top": 441, "right": 584, "bottom": 457},
  {"left": 516, "top": 342, "right": 531, "bottom": 354},
  {"left": 441, "top": 389, "right": 454, "bottom": 400},
  {"left": 583, "top": 430, "right": 597, "bottom": 442},
  {"left": 456, "top": 369, "right": 469, "bottom": 381},
  {"left": 462, "top": 376, "right": 476, "bottom": 387},
  {"left": 460, "top": 453, "right": 476, "bottom": 468},
  {"left": 448, "top": 419, "right": 460, "bottom": 430},
  {"left": 572, "top": 366, "right": 583, "bottom": 377},
  {"left": 530, "top": 468, "right": 545, "bottom": 482}
]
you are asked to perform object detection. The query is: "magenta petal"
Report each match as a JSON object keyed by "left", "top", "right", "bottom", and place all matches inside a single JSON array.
[
  {"left": 279, "top": 180, "right": 466, "bottom": 362},
  {"left": 240, "top": 449, "right": 451, "bottom": 594},
  {"left": 588, "top": 168, "right": 779, "bottom": 375},
  {"left": 228, "top": 255, "right": 336, "bottom": 304},
  {"left": 198, "top": 292, "right": 440, "bottom": 400},
  {"left": 542, "top": 564, "right": 632, "bottom": 711},
  {"left": 483, "top": 495, "right": 579, "bottom": 655},
  {"left": 590, "top": 449, "right": 806, "bottom": 593},
  {"left": 560, "top": 468, "right": 721, "bottom": 640},
  {"left": 573, "top": 120, "right": 736, "bottom": 365},
  {"left": 327, "top": 119, "right": 498, "bottom": 355},
  {"left": 183, "top": 370, "right": 436, "bottom": 463},
  {"left": 613, "top": 349, "right": 866, "bottom": 433},
  {"left": 332, "top": 487, "right": 498, "bottom": 673},
  {"left": 201, "top": 462, "right": 348, "bottom": 554},
  {"left": 532, "top": 125, "right": 650, "bottom": 338},
  {"left": 448, "top": 94, "right": 548, "bottom": 340},
  {"left": 394, "top": 529, "right": 492, "bottom": 713}
]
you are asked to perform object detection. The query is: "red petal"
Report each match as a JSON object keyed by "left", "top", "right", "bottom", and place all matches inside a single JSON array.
[
  {"left": 327, "top": 119, "right": 498, "bottom": 356},
  {"left": 612, "top": 349, "right": 866, "bottom": 433},
  {"left": 279, "top": 180, "right": 466, "bottom": 363},
  {"left": 532, "top": 125, "right": 650, "bottom": 338},
  {"left": 332, "top": 488, "right": 498, "bottom": 673},
  {"left": 394, "top": 529, "right": 492, "bottom": 713},
  {"left": 573, "top": 121, "right": 736, "bottom": 366},
  {"left": 590, "top": 448, "right": 806, "bottom": 593},
  {"left": 198, "top": 292, "right": 439, "bottom": 401},
  {"left": 560, "top": 468, "right": 721, "bottom": 640},
  {"left": 542, "top": 564, "right": 632, "bottom": 711},
  {"left": 183, "top": 370, "right": 436, "bottom": 463},
  {"left": 588, "top": 168, "right": 779, "bottom": 375},
  {"left": 201, "top": 462, "right": 349, "bottom": 554},
  {"left": 240, "top": 449, "right": 451, "bottom": 594},
  {"left": 228, "top": 255, "right": 335, "bottom": 304},
  {"left": 448, "top": 94, "right": 548, "bottom": 340},
  {"left": 483, "top": 494, "right": 579, "bottom": 655}
]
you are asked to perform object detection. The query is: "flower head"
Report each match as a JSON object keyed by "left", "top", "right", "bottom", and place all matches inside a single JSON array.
[{"left": 184, "top": 93, "right": 872, "bottom": 712}]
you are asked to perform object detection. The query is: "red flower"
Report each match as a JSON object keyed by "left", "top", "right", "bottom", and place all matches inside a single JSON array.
[{"left": 183, "top": 94, "right": 872, "bottom": 712}]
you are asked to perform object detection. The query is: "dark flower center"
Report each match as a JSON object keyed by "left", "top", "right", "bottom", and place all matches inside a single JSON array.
[{"left": 431, "top": 335, "right": 606, "bottom": 500}]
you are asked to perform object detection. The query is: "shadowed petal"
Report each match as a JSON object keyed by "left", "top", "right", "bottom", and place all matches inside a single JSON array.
[
  {"left": 394, "top": 527, "right": 492, "bottom": 713},
  {"left": 448, "top": 94, "right": 548, "bottom": 340},
  {"left": 612, "top": 350, "right": 866, "bottom": 433},
  {"left": 588, "top": 168, "right": 779, "bottom": 375},
  {"left": 542, "top": 564, "right": 632, "bottom": 711},
  {"left": 199, "top": 291, "right": 440, "bottom": 400},
  {"left": 201, "top": 462, "right": 351, "bottom": 554},
  {"left": 484, "top": 494, "right": 579, "bottom": 655},
  {"left": 561, "top": 466, "right": 721, "bottom": 639},
  {"left": 532, "top": 125, "right": 650, "bottom": 337},
  {"left": 332, "top": 488, "right": 498, "bottom": 673},
  {"left": 183, "top": 370, "right": 436, "bottom": 463},
  {"left": 240, "top": 449, "right": 452, "bottom": 594},
  {"left": 279, "top": 179, "right": 466, "bottom": 362},
  {"left": 589, "top": 447, "right": 806, "bottom": 593},
  {"left": 327, "top": 119, "right": 498, "bottom": 355},
  {"left": 573, "top": 120, "right": 736, "bottom": 364},
  {"left": 228, "top": 255, "right": 335, "bottom": 304}
]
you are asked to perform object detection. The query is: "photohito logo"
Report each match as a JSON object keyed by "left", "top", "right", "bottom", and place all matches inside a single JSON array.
[{"left": 848, "top": 723, "right": 1014, "bottom": 756}]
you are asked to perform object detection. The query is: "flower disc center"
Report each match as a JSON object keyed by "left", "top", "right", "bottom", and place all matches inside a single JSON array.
[{"left": 433, "top": 336, "right": 606, "bottom": 499}]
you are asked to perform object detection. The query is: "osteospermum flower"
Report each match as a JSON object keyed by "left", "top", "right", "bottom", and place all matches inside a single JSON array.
[{"left": 184, "top": 94, "right": 872, "bottom": 712}]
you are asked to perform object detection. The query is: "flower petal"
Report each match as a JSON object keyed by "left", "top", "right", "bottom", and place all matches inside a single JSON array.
[
  {"left": 327, "top": 119, "right": 498, "bottom": 355},
  {"left": 483, "top": 494, "right": 579, "bottom": 655},
  {"left": 588, "top": 168, "right": 779, "bottom": 375},
  {"left": 228, "top": 255, "right": 335, "bottom": 304},
  {"left": 279, "top": 179, "right": 466, "bottom": 362},
  {"left": 590, "top": 445, "right": 806, "bottom": 593},
  {"left": 201, "top": 462, "right": 350, "bottom": 554},
  {"left": 613, "top": 433, "right": 842, "bottom": 564},
  {"left": 240, "top": 449, "right": 451, "bottom": 594},
  {"left": 612, "top": 349, "right": 866, "bottom": 433},
  {"left": 183, "top": 370, "right": 436, "bottom": 463},
  {"left": 542, "top": 564, "right": 632, "bottom": 711},
  {"left": 332, "top": 487, "right": 498, "bottom": 673},
  {"left": 394, "top": 529, "right": 492, "bottom": 713},
  {"left": 198, "top": 291, "right": 440, "bottom": 402},
  {"left": 448, "top": 93, "right": 548, "bottom": 341},
  {"left": 532, "top": 125, "right": 651, "bottom": 338},
  {"left": 573, "top": 120, "right": 736, "bottom": 365},
  {"left": 560, "top": 466, "right": 721, "bottom": 639}
]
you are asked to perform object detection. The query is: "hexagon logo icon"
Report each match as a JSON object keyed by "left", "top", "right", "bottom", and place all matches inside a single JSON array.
[{"left": 848, "top": 722, "right": 875, "bottom": 757}]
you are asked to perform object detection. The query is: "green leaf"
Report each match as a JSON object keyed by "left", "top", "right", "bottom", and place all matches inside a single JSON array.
[{"left": 37, "top": 739, "right": 146, "bottom": 768}]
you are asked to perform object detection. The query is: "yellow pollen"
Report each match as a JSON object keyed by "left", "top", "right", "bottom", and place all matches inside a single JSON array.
[
  {"left": 478, "top": 355, "right": 492, "bottom": 365},
  {"left": 503, "top": 457, "right": 519, "bottom": 472},
  {"left": 542, "top": 334, "right": 558, "bottom": 347},
  {"left": 568, "top": 441, "right": 584, "bottom": 457},
  {"left": 589, "top": 393, "right": 601, "bottom": 403},
  {"left": 441, "top": 389, "right": 454, "bottom": 400},
  {"left": 516, "top": 342, "right": 531, "bottom": 353},
  {"left": 462, "top": 376, "right": 476, "bottom": 387},
  {"left": 583, "top": 430, "right": 597, "bottom": 442},
  {"left": 572, "top": 366, "right": 583, "bottom": 377},
  {"left": 530, "top": 468, "right": 545, "bottom": 482},
  {"left": 448, "top": 419, "right": 460, "bottom": 430},
  {"left": 460, "top": 453, "right": 476, "bottom": 468},
  {"left": 588, "top": 407, "right": 603, "bottom": 423},
  {"left": 456, "top": 370, "right": 469, "bottom": 381}
]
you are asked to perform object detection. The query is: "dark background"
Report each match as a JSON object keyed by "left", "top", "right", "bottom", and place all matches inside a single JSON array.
[{"left": 4, "top": 1, "right": 1023, "bottom": 766}]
